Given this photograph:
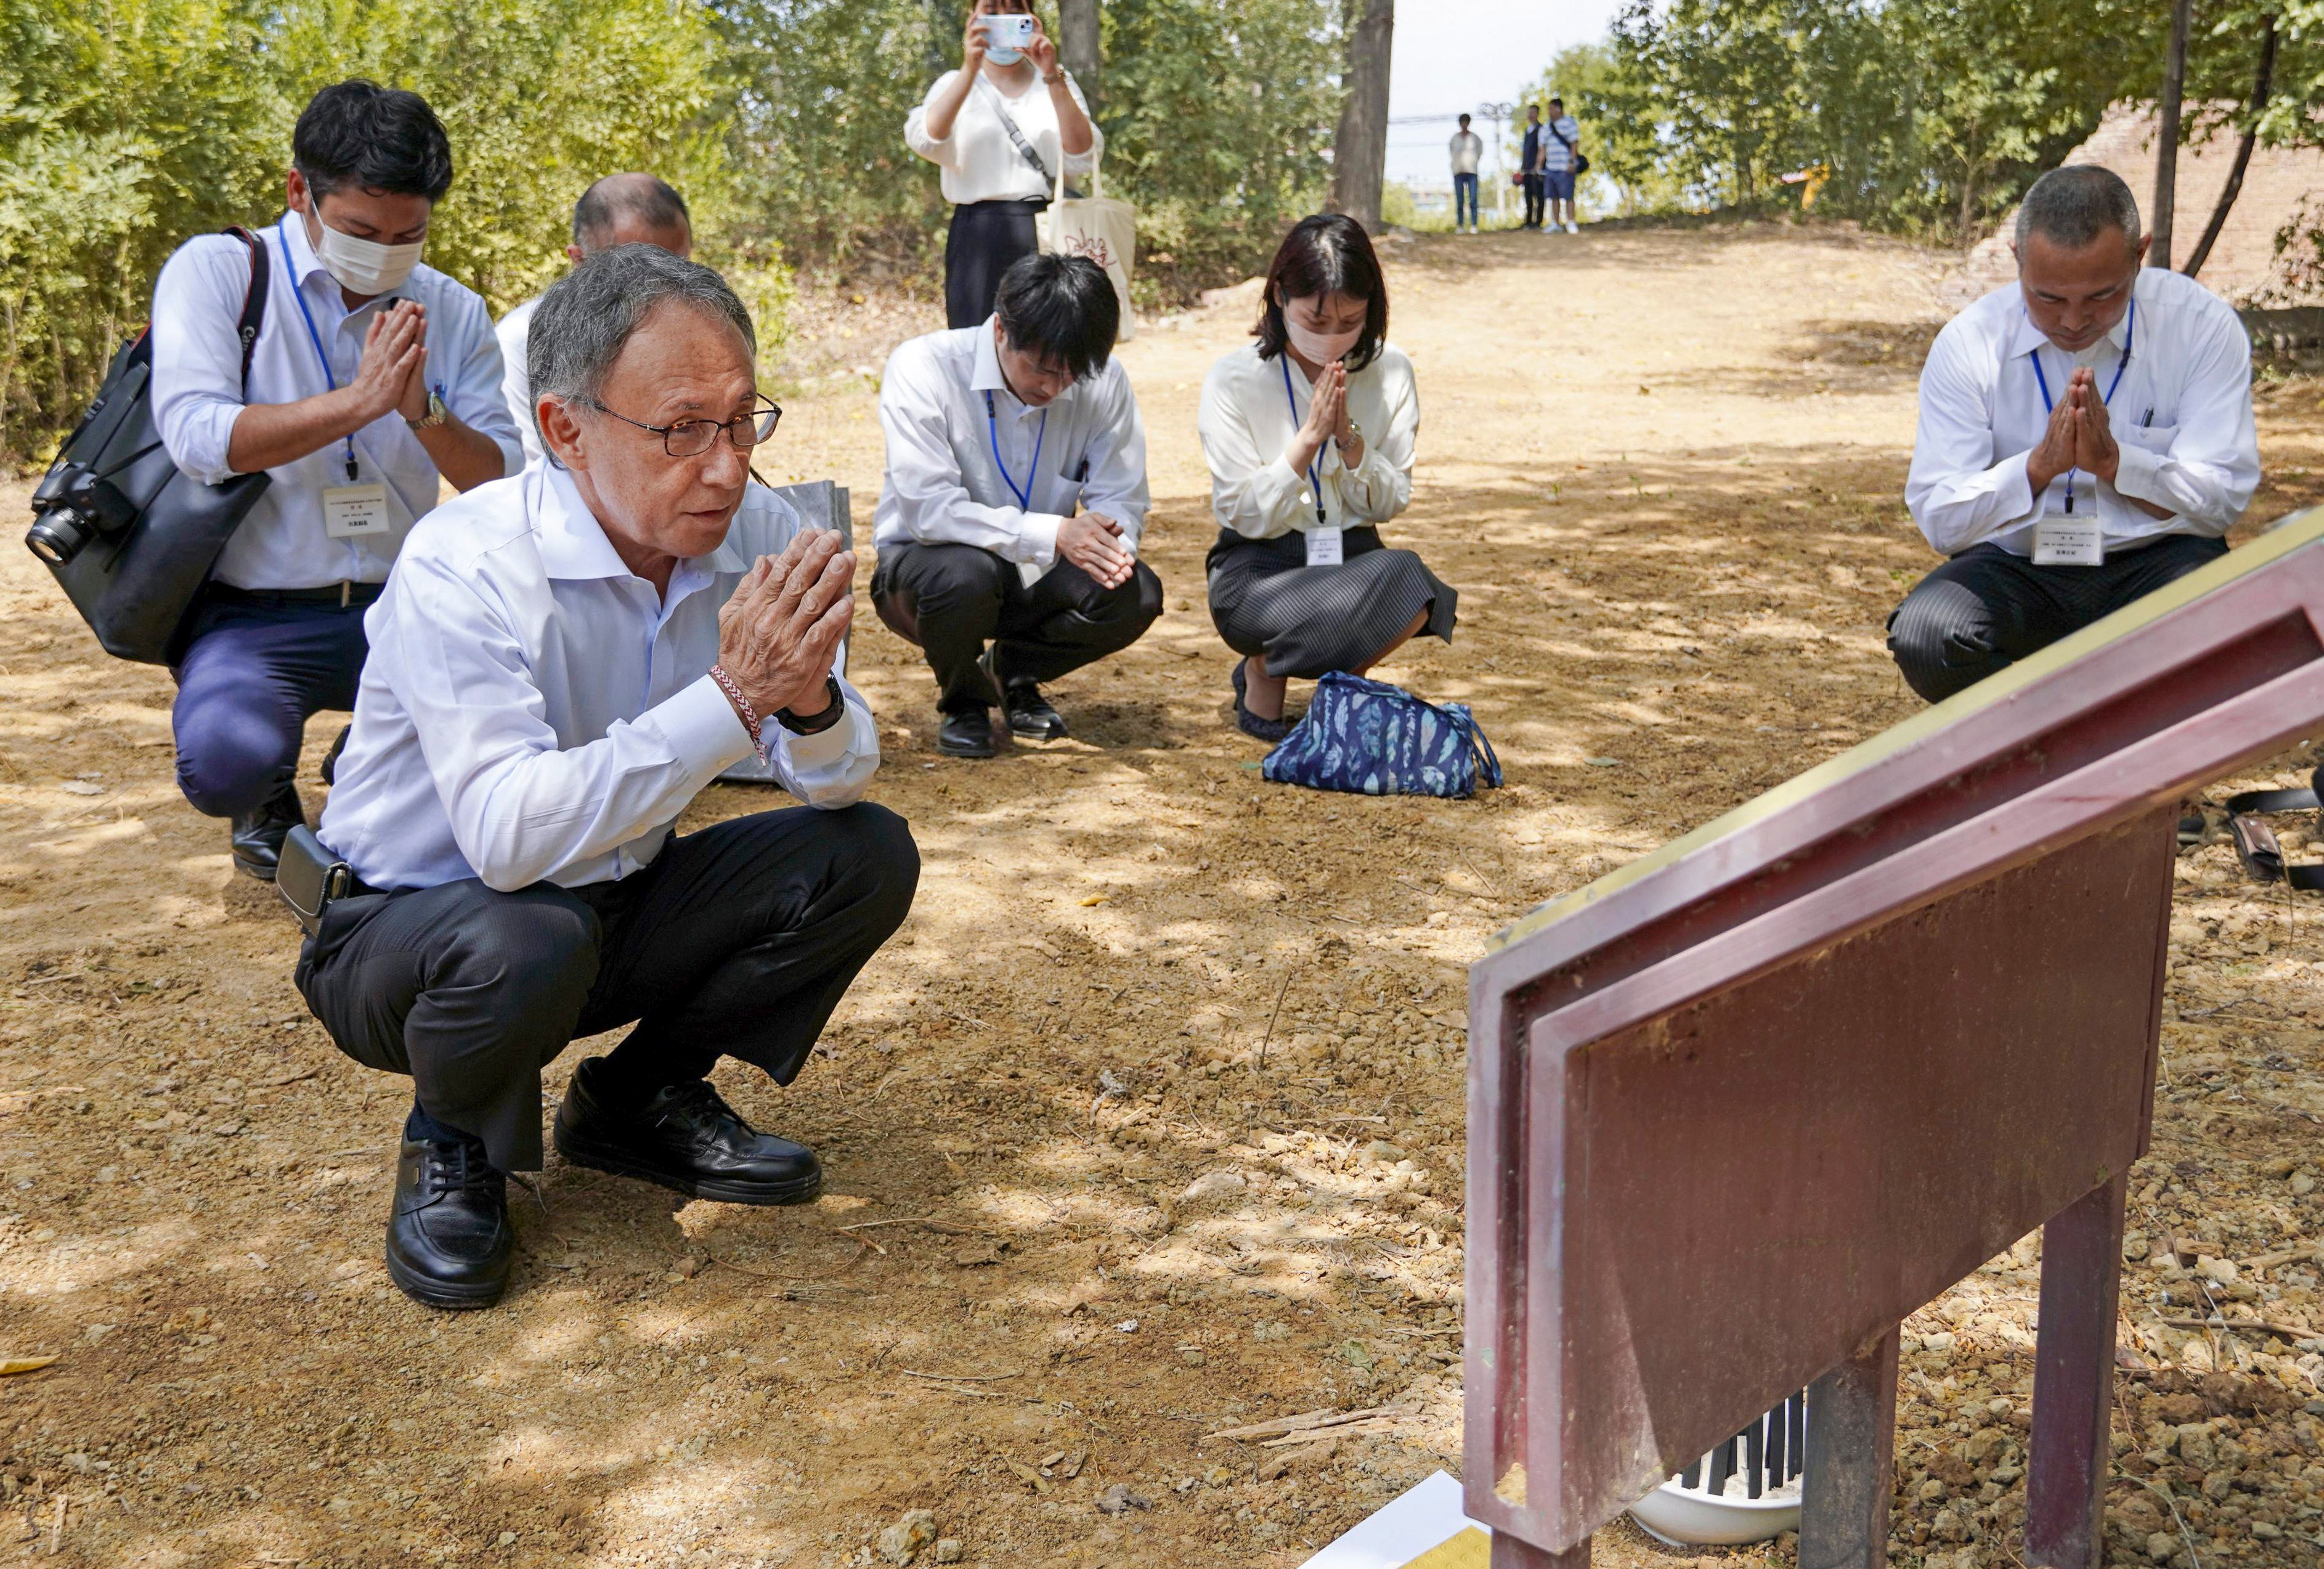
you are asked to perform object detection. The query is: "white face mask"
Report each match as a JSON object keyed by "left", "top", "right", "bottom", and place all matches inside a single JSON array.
[
  {"left": 1283, "top": 306, "right": 1363, "bottom": 368},
  {"left": 307, "top": 211, "right": 426, "bottom": 296}
]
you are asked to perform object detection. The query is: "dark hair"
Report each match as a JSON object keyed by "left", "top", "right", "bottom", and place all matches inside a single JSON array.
[
  {"left": 292, "top": 80, "right": 454, "bottom": 203},
  {"left": 1252, "top": 214, "right": 1389, "bottom": 373},
  {"left": 2016, "top": 166, "right": 2142, "bottom": 253},
  {"left": 1458, "top": 113, "right": 1471, "bottom": 125},
  {"left": 1548, "top": 97, "right": 1565, "bottom": 108},
  {"left": 994, "top": 254, "right": 1119, "bottom": 380},
  {"left": 573, "top": 173, "right": 692, "bottom": 253}
]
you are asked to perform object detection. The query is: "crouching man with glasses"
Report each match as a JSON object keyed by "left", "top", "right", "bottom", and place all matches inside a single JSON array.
[{"left": 297, "top": 244, "right": 919, "bottom": 1311}]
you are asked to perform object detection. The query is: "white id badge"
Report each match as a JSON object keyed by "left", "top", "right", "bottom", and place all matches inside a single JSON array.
[
  {"left": 322, "top": 483, "right": 392, "bottom": 540},
  {"left": 1305, "top": 526, "right": 1344, "bottom": 567},
  {"left": 2032, "top": 515, "right": 2103, "bottom": 567}
]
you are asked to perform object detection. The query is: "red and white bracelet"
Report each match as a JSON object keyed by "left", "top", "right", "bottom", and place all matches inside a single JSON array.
[{"left": 707, "top": 664, "right": 770, "bottom": 766}]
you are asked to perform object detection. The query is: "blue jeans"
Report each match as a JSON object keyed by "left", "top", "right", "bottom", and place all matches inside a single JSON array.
[
  {"left": 1543, "top": 169, "right": 1577, "bottom": 204},
  {"left": 1453, "top": 173, "right": 1479, "bottom": 227},
  {"left": 171, "top": 588, "right": 373, "bottom": 817}
]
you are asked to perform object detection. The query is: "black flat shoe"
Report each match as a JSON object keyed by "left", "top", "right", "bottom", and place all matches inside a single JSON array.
[
  {"left": 229, "top": 784, "right": 306, "bottom": 882},
  {"left": 1232, "top": 659, "right": 1296, "bottom": 744},
  {"left": 386, "top": 1131, "right": 512, "bottom": 1310},
  {"left": 938, "top": 707, "right": 998, "bottom": 758},
  {"left": 553, "top": 1058, "right": 822, "bottom": 1207},
  {"left": 1001, "top": 685, "right": 1068, "bottom": 741}
]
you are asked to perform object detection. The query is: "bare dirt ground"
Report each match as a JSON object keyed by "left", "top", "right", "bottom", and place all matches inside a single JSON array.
[{"left": 4, "top": 222, "right": 2324, "bottom": 1569}]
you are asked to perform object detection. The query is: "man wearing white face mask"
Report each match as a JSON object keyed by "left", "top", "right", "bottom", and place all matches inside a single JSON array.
[{"left": 150, "top": 81, "right": 521, "bottom": 881}]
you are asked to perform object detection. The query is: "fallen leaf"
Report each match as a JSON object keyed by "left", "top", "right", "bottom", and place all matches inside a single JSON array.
[
  {"left": 0, "top": 1356, "right": 59, "bottom": 1376},
  {"left": 1078, "top": 895, "right": 1108, "bottom": 907}
]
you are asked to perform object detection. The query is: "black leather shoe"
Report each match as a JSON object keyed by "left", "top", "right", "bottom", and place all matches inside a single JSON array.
[
  {"left": 1001, "top": 684, "right": 1068, "bottom": 741},
  {"left": 385, "top": 1132, "right": 512, "bottom": 1310},
  {"left": 937, "top": 707, "right": 998, "bottom": 758},
  {"left": 979, "top": 647, "right": 1068, "bottom": 740},
  {"left": 553, "top": 1058, "right": 822, "bottom": 1206},
  {"left": 229, "top": 784, "right": 306, "bottom": 881}
]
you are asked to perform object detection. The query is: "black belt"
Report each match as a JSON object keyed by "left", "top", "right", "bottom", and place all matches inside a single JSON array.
[
  {"left": 208, "top": 581, "right": 384, "bottom": 608},
  {"left": 2223, "top": 772, "right": 2324, "bottom": 890}
]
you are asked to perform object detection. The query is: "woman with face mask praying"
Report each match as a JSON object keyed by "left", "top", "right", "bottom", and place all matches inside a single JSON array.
[
  {"left": 906, "top": 0, "right": 1101, "bottom": 330},
  {"left": 1196, "top": 215, "right": 1454, "bottom": 741}
]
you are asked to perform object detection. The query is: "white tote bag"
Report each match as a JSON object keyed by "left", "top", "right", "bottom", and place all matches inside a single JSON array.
[{"left": 1044, "top": 152, "right": 1137, "bottom": 342}]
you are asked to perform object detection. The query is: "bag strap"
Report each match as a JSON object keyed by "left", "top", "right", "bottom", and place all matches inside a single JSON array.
[
  {"left": 221, "top": 226, "right": 270, "bottom": 391},
  {"left": 1550, "top": 124, "right": 1577, "bottom": 151},
  {"left": 2224, "top": 775, "right": 2324, "bottom": 890},
  {"left": 977, "top": 76, "right": 1054, "bottom": 185},
  {"left": 1467, "top": 717, "right": 1504, "bottom": 789}
]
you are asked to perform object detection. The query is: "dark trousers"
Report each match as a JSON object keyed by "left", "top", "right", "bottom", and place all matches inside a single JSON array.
[
  {"left": 871, "top": 541, "right": 1164, "bottom": 714},
  {"left": 1886, "top": 534, "right": 2228, "bottom": 703},
  {"left": 295, "top": 804, "right": 920, "bottom": 1172},
  {"left": 171, "top": 588, "right": 376, "bottom": 817},
  {"left": 1453, "top": 173, "right": 1479, "bottom": 227},
  {"left": 945, "top": 200, "right": 1044, "bottom": 329},
  {"left": 1521, "top": 173, "right": 1546, "bottom": 229}
]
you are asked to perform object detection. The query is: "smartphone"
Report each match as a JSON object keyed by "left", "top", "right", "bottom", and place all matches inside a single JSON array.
[{"left": 982, "top": 14, "right": 1036, "bottom": 49}]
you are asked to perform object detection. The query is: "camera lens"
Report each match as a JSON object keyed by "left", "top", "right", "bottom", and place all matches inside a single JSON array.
[{"left": 25, "top": 510, "right": 93, "bottom": 566}]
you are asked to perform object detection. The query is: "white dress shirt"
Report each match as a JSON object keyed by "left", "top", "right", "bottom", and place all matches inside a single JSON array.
[
  {"left": 1197, "top": 341, "right": 1419, "bottom": 540},
  {"left": 319, "top": 464, "right": 879, "bottom": 894},
  {"left": 1449, "top": 132, "right": 1484, "bottom": 177},
  {"left": 495, "top": 295, "right": 543, "bottom": 467},
  {"left": 873, "top": 319, "right": 1148, "bottom": 576},
  {"left": 1906, "top": 268, "right": 2260, "bottom": 558},
  {"left": 906, "top": 68, "right": 1100, "bottom": 205},
  {"left": 150, "top": 212, "right": 523, "bottom": 590}
]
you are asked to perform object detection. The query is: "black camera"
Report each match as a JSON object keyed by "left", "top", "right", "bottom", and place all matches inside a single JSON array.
[{"left": 26, "top": 463, "right": 140, "bottom": 566}]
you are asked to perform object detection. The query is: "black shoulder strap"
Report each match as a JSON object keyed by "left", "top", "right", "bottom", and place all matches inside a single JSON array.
[{"left": 221, "top": 226, "right": 270, "bottom": 389}]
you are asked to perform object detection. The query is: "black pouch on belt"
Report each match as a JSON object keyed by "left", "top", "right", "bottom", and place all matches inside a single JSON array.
[{"left": 276, "top": 826, "right": 353, "bottom": 936}]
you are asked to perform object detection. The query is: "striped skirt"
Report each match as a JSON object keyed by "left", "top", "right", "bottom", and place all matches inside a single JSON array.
[{"left": 1205, "top": 526, "right": 1457, "bottom": 680}]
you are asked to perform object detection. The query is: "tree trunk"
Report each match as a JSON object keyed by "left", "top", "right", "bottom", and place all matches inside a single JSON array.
[
  {"left": 2185, "top": 12, "right": 2278, "bottom": 279},
  {"left": 2151, "top": 0, "right": 2195, "bottom": 266},
  {"left": 1058, "top": 0, "right": 1100, "bottom": 117},
  {"left": 1328, "top": 0, "right": 1394, "bottom": 233}
]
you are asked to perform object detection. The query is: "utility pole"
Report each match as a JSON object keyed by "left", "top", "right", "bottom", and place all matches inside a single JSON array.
[
  {"left": 1328, "top": 0, "right": 1395, "bottom": 232},
  {"left": 2152, "top": 0, "right": 2194, "bottom": 266},
  {"left": 1058, "top": 0, "right": 1100, "bottom": 116},
  {"left": 1479, "top": 101, "right": 1514, "bottom": 229}
]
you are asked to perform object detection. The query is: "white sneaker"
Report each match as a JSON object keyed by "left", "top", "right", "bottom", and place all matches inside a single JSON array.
[{"left": 1566, "top": 221, "right": 1580, "bottom": 234}]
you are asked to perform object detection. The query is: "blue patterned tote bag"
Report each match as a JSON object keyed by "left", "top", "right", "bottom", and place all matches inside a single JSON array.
[{"left": 1262, "top": 672, "right": 1503, "bottom": 798}]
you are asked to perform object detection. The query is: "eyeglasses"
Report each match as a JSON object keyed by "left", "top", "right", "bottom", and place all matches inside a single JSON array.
[{"left": 585, "top": 395, "right": 782, "bottom": 458}]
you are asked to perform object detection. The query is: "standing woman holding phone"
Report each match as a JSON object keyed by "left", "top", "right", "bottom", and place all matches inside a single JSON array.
[
  {"left": 1197, "top": 214, "right": 1455, "bottom": 741},
  {"left": 906, "top": 1, "right": 1101, "bottom": 330}
]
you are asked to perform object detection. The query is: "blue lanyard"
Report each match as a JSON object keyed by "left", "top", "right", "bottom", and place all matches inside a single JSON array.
[
  {"left": 985, "top": 391, "right": 1046, "bottom": 511},
  {"left": 2029, "top": 300, "right": 2134, "bottom": 516},
  {"left": 280, "top": 219, "right": 364, "bottom": 484},
  {"left": 1280, "top": 356, "right": 1327, "bottom": 525}
]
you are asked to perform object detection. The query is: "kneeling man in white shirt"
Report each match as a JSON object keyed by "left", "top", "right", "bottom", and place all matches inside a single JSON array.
[
  {"left": 1890, "top": 165, "right": 2260, "bottom": 702},
  {"left": 871, "top": 253, "right": 1160, "bottom": 758},
  {"left": 299, "top": 245, "right": 918, "bottom": 1311}
]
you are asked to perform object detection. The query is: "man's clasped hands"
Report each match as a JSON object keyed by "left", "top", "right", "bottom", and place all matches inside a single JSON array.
[{"left": 2027, "top": 366, "right": 2172, "bottom": 521}]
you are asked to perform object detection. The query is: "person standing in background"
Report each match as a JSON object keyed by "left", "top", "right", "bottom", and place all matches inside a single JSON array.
[
  {"left": 1448, "top": 114, "right": 1484, "bottom": 235},
  {"left": 1519, "top": 105, "right": 1546, "bottom": 232},
  {"left": 1541, "top": 97, "right": 1582, "bottom": 235},
  {"left": 496, "top": 175, "right": 693, "bottom": 467},
  {"left": 907, "top": 0, "right": 1100, "bottom": 330}
]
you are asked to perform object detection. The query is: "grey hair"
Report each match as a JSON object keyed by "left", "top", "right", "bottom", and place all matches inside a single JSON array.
[
  {"left": 2016, "top": 166, "right": 2142, "bottom": 253},
  {"left": 527, "top": 243, "right": 755, "bottom": 414}
]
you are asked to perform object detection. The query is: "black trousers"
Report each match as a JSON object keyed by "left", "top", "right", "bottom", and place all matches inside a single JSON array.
[
  {"left": 295, "top": 805, "right": 919, "bottom": 1172},
  {"left": 871, "top": 541, "right": 1164, "bottom": 714},
  {"left": 1886, "top": 534, "right": 2228, "bottom": 703},
  {"left": 1521, "top": 174, "right": 1546, "bottom": 229},
  {"left": 946, "top": 199, "right": 1045, "bottom": 329}
]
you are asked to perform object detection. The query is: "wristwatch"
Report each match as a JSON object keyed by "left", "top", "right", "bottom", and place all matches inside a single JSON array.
[
  {"left": 406, "top": 390, "right": 449, "bottom": 431},
  {"left": 1336, "top": 417, "right": 1364, "bottom": 454},
  {"left": 777, "top": 676, "right": 847, "bottom": 736}
]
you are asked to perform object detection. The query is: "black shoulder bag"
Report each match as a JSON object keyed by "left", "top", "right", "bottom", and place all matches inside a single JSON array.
[
  {"left": 25, "top": 226, "right": 272, "bottom": 666},
  {"left": 1551, "top": 124, "right": 1590, "bottom": 176}
]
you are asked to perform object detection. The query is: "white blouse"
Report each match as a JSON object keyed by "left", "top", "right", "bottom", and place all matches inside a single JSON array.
[
  {"left": 1198, "top": 341, "right": 1419, "bottom": 540},
  {"left": 906, "top": 68, "right": 1102, "bottom": 206}
]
